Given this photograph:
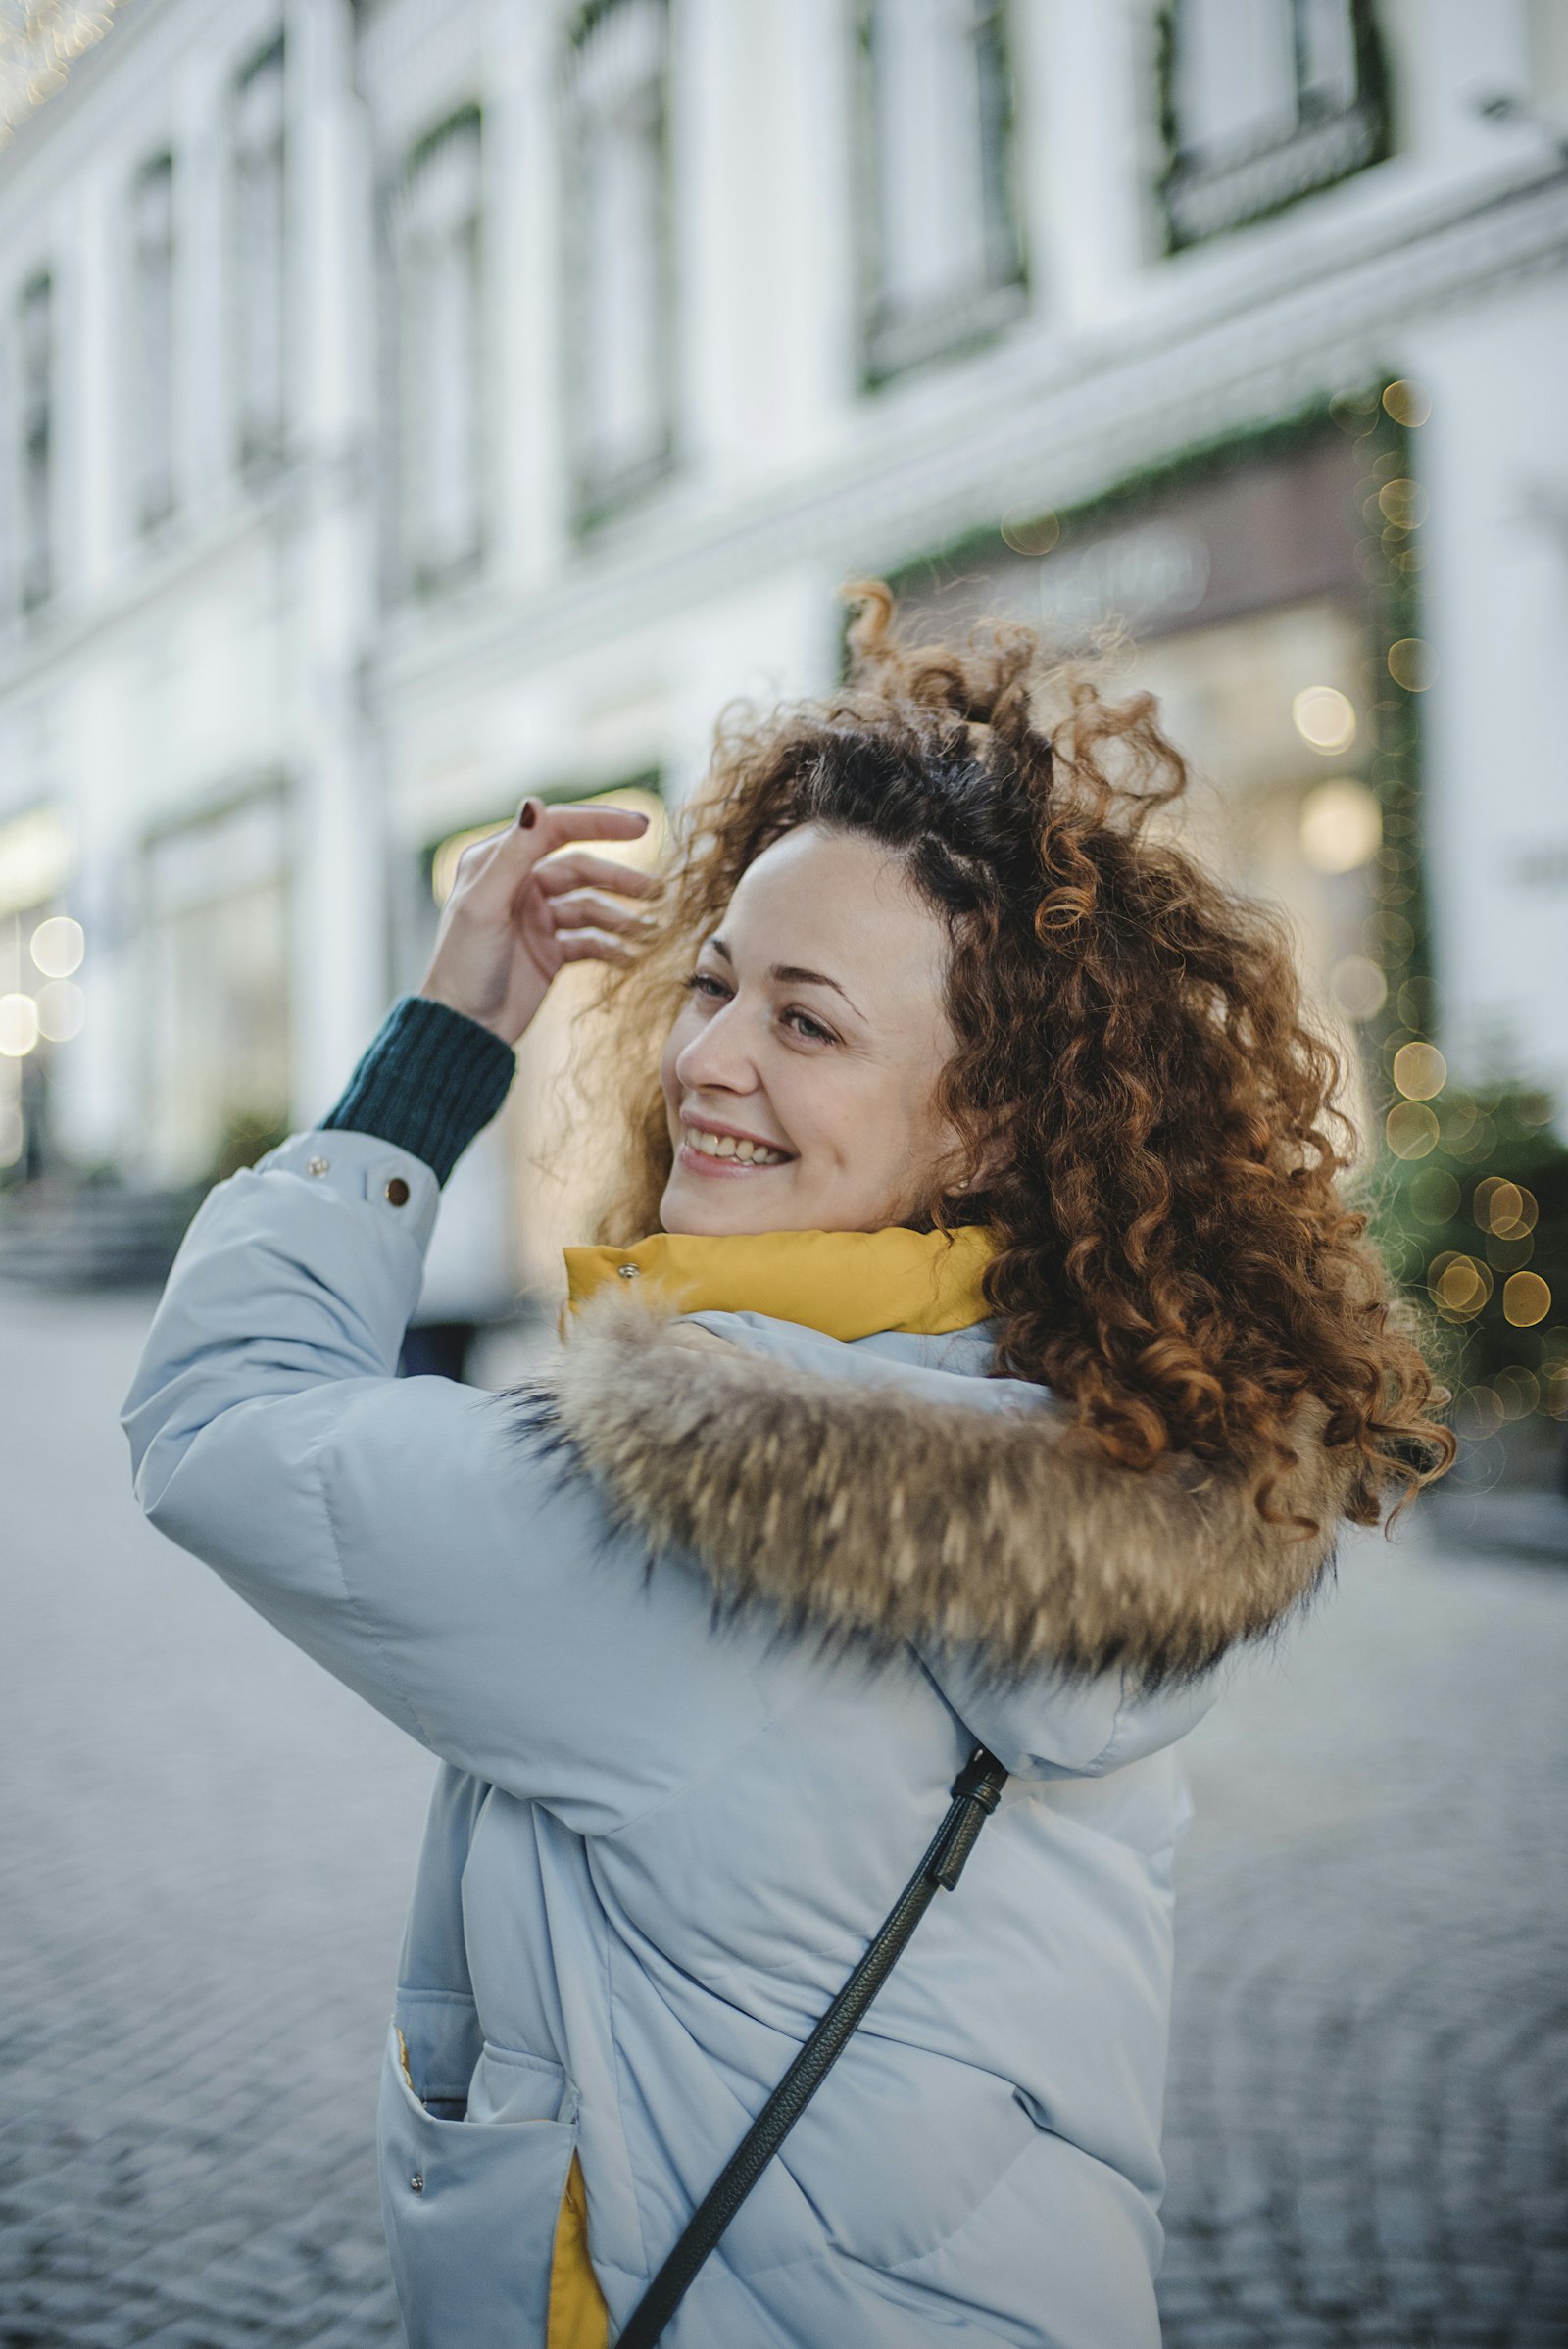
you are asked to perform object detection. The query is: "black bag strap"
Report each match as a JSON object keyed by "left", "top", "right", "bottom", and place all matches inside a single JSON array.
[{"left": 615, "top": 1745, "right": 1009, "bottom": 2349}]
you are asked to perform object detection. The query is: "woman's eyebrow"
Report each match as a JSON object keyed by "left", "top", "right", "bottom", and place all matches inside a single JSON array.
[
  {"left": 706, "top": 937, "right": 864, "bottom": 1019},
  {"left": 771, "top": 963, "right": 863, "bottom": 1017}
]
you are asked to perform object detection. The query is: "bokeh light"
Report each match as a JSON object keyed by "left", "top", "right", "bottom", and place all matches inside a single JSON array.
[
  {"left": 36, "top": 979, "right": 84, "bottom": 1042},
  {"left": 1299, "top": 779, "right": 1381, "bottom": 873},
  {"left": 1387, "top": 637, "right": 1437, "bottom": 692},
  {"left": 1386, "top": 1101, "right": 1439, "bottom": 1159},
  {"left": 1392, "top": 1041, "right": 1446, "bottom": 1101},
  {"left": 1000, "top": 509, "right": 1059, "bottom": 556},
  {"left": 1428, "top": 1251, "right": 1492, "bottom": 1316},
  {"left": 1377, "top": 478, "right": 1427, "bottom": 529},
  {"left": 1494, "top": 1367, "right": 1541, "bottom": 1420},
  {"left": 0, "top": 993, "right": 40, "bottom": 1057},
  {"left": 1503, "top": 1271, "right": 1551, "bottom": 1328},
  {"left": 1329, "top": 954, "right": 1387, "bottom": 1020},
  {"left": 1475, "top": 1178, "right": 1538, "bottom": 1237},
  {"left": 29, "top": 914, "right": 84, "bottom": 978},
  {"left": 1382, "top": 379, "right": 1432, "bottom": 426},
  {"left": 1454, "top": 1385, "right": 1503, "bottom": 1439},
  {"left": 1291, "top": 685, "right": 1356, "bottom": 753}
]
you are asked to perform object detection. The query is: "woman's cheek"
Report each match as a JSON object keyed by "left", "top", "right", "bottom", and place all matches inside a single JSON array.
[{"left": 659, "top": 1008, "right": 694, "bottom": 1108}]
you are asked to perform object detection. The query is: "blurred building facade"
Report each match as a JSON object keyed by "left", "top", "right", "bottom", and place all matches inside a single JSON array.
[{"left": 1, "top": 0, "right": 1565, "bottom": 1311}]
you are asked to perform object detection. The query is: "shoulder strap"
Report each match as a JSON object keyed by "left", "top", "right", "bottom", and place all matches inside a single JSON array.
[{"left": 615, "top": 1746, "right": 1009, "bottom": 2349}]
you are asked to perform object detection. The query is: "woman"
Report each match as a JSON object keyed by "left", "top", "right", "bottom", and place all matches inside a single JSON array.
[{"left": 123, "top": 591, "right": 1449, "bottom": 2349}]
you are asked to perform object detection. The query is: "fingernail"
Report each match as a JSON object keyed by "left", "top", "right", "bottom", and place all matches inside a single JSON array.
[{"left": 517, "top": 800, "right": 538, "bottom": 830}]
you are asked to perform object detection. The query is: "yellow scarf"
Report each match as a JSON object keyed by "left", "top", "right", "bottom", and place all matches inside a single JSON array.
[{"left": 564, "top": 1224, "right": 995, "bottom": 1341}]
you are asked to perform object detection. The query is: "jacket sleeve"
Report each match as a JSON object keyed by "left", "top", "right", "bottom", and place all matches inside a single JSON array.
[{"left": 121, "top": 1130, "right": 767, "bottom": 1835}]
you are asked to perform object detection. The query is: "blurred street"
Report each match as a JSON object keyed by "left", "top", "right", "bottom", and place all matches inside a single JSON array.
[{"left": 2, "top": 1292, "right": 1565, "bottom": 2349}]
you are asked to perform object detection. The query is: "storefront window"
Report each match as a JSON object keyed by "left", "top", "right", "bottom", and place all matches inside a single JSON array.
[
  {"left": 0, "top": 810, "right": 79, "bottom": 1181},
  {"left": 141, "top": 792, "right": 290, "bottom": 1186}
]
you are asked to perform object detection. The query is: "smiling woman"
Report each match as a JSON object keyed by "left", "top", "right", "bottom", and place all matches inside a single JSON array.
[
  {"left": 124, "top": 582, "right": 1451, "bottom": 2349},
  {"left": 658, "top": 825, "right": 962, "bottom": 1236}
]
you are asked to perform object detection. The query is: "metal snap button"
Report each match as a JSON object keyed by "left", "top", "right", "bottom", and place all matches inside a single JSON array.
[
  {"left": 306, "top": 1156, "right": 329, "bottom": 1177},
  {"left": 616, "top": 1263, "right": 640, "bottom": 1280},
  {"left": 384, "top": 1177, "right": 411, "bottom": 1207},
  {"left": 410, "top": 2173, "right": 424, "bottom": 2194}
]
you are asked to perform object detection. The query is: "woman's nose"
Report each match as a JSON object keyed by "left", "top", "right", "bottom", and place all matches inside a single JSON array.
[{"left": 674, "top": 1002, "right": 759, "bottom": 1096}]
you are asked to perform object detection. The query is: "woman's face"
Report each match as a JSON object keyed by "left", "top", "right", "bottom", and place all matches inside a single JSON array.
[{"left": 659, "top": 824, "right": 962, "bottom": 1237}]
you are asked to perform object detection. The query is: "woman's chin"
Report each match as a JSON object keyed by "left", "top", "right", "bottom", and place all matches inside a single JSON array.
[{"left": 659, "top": 1169, "right": 803, "bottom": 1238}]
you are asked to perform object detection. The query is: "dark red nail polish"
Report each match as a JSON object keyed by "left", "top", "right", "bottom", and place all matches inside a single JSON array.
[{"left": 518, "top": 802, "right": 537, "bottom": 829}]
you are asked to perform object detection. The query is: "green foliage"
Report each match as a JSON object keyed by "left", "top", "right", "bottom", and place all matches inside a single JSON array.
[{"left": 1369, "top": 1083, "right": 1568, "bottom": 1433}]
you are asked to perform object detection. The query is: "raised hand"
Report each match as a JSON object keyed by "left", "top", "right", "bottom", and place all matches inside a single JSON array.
[{"left": 417, "top": 798, "right": 658, "bottom": 1046}]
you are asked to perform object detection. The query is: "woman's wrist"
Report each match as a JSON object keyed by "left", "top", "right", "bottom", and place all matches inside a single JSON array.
[
  {"left": 319, "top": 996, "right": 516, "bottom": 1185},
  {"left": 415, "top": 978, "right": 511, "bottom": 1045}
]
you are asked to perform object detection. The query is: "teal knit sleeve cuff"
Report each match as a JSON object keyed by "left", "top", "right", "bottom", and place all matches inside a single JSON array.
[{"left": 320, "top": 996, "right": 516, "bottom": 1185}]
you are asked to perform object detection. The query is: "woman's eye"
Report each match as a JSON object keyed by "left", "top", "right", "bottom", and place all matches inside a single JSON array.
[
  {"left": 784, "top": 1008, "right": 836, "bottom": 1046},
  {"left": 685, "top": 970, "right": 729, "bottom": 1002}
]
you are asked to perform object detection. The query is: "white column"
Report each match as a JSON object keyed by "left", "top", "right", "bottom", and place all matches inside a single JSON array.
[
  {"left": 1030, "top": 0, "right": 1150, "bottom": 336},
  {"left": 677, "top": 0, "right": 856, "bottom": 481},
  {"left": 1402, "top": 281, "right": 1568, "bottom": 1104},
  {"left": 175, "top": 44, "right": 232, "bottom": 514},
  {"left": 482, "top": 0, "right": 569, "bottom": 586},
  {"left": 74, "top": 171, "right": 121, "bottom": 598},
  {"left": 282, "top": 0, "right": 385, "bottom": 1114}
]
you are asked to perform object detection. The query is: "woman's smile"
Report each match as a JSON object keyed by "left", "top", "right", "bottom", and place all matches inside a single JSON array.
[{"left": 677, "top": 1115, "right": 795, "bottom": 1174}]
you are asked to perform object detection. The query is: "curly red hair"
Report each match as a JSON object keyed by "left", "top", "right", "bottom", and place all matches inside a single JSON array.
[{"left": 581, "top": 584, "right": 1452, "bottom": 1524}]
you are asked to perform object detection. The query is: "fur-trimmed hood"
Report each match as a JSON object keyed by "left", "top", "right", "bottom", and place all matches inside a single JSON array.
[{"left": 534, "top": 1293, "right": 1360, "bottom": 1692}]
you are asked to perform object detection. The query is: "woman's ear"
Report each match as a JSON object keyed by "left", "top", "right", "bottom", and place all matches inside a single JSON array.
[{"left": 937, "top": 1127, "right": 1009, "bottom": 1210}]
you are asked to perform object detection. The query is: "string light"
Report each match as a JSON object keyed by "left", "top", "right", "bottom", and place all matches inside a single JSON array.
[{"left": 0, "top": 3, "right": 129, "bottom": 145}]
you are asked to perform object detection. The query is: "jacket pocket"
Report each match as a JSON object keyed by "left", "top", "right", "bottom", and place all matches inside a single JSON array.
[{"left": 378, "top": 1988, "right": 579, "bottom": 2349}]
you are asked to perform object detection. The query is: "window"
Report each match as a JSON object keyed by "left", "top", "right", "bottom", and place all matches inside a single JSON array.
[
  {"left": 562, "top": 0, "right": 673, "bottom": 526},
  {"left": 392, "top": 109, "right": 484, "bottom": 591},
  {"left": 233, "top": 37, "right": 286, "bottom": 470},
  {"left": 132, "top": 153, "right": 176, "bottom": 529},
  {"left": 858, "top": 0, "right": 1024, "bottom": 384},
  {"left": 1158, "top": 0, "right": 1389, "bottom": 250},
  {"left": 16, "top": 273, "right": 53, "bottom": 612}
]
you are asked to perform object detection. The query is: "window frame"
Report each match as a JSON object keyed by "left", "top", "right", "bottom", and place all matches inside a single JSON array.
[
  {"left": 130, "top": 148, "right": 178, "bottom": 535},
  {"left": 855, "top": 0, "right": 1028, "bottom": 391},
  {"left": 1154, "top": 0, "right": 1392, "bottom": 253},
  {"left": 231, "top": 32, "right": 289, "bottom": 480},
  {"left": 388, "top": 103, "right": 487, "bottom": 599},
  {"left": 14, "top": 270, "right": 54, "bottom": 615},
  {"left": 559, "top": 0, "right": 677, "bottom": 534}
]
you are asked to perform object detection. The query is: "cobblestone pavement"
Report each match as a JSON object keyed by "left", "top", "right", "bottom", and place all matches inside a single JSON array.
[{"left": 2, "top": 1294, "right": 1565, "bottom": 2348}]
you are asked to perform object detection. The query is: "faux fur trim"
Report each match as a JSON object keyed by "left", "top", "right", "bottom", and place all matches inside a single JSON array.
[{"left": 532, "top": 1295, "right": 1362, "bottom": 1688}]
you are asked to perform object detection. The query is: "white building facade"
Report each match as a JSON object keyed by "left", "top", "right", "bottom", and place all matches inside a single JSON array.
[{"left": 1, "top": 0, "right": 1565, "bottom": 1310}]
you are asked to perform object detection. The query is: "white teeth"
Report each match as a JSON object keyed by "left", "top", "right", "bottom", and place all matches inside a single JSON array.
[{"left": 686, "top": 1126, "right": 786, "bottom": 1166}]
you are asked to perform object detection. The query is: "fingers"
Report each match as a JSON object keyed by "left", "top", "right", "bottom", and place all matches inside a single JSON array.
[
  {"left": 549, "top": 888, "right": 656, "bottom": 938},
  {"left": 554, "top": 927, "right": 638, "bottom": 968},
  {"left": 533, "top": 849, "right": 661, "bottom": 900},
  {"left": 523, "top": 799, "right": 651, "bottom": 848}
]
